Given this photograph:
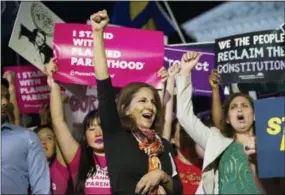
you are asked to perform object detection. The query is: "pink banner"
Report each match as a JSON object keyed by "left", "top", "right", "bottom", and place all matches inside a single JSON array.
[
  {"left": 53, "top": 23, "right": 164, "bottom": 88},
  {"left": 4, "top": 65, "right": 49, "bottom": 114}
]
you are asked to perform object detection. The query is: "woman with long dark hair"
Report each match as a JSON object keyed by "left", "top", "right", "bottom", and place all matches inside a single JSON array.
[
  {"left": 46, "top": 61, "right": 111, "bottom": 194},
  {"left": 90, "top": 10, "right": 182, "bottom": 195},
  {"left": 176, "top": 51, "right": 266, "bottom": 194}
]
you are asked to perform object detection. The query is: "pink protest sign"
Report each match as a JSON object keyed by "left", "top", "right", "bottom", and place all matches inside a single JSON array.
[
  {"left": 53, "top": 23, "right": 164, "bottom": 88},
  {"left": 4, "top": 65, "right": 49, "bottom": 114}
]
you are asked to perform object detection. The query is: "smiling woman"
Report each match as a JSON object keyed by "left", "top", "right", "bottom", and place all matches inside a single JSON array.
[
  {"left": 90, "top": 9, "right": 182, "bottom": 195},
  {"left": 117, "top": 83, "right": 161, "bottom": 133}
]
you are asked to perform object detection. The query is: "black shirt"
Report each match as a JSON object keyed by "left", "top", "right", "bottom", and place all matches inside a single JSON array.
[{"left": 97, "top": 77, "right": 182, "bottom": 195}]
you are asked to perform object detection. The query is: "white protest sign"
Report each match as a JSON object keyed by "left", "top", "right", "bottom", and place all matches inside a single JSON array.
[{"left": 9, "top": 2, "right": 65, "bottom": 72}]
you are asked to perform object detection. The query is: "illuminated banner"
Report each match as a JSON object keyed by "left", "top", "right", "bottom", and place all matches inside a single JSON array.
[
  {"left": 53, "top": 23, "right": 164, "bottom": 88},
  {"left": 255, "top": 97, "right": 285, "bottom": 178}
]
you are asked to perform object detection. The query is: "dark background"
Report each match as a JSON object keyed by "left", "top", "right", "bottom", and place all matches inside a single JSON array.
[
  {"left": 1, "top": 1, "right": 224, "bottom": 125},
  {"left": 1, "top": 1, "right": 223, "bottom": 67}
]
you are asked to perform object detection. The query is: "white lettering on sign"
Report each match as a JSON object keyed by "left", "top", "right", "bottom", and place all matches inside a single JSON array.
[{"left": 164, "top": 56, "right": 210, "bottom": 72}]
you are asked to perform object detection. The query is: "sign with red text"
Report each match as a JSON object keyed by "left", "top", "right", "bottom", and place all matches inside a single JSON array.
[
  {"left": 4, "top": 65, "right": 49, "bottom": 114},
  {"left": 53, "top": 23, "right": 164, "bottom": 88}
]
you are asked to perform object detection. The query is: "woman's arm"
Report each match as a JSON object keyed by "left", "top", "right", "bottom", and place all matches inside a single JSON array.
[
  {"left": 91, "top": 10, "right": 109, "bottom": 81},
  {"left": 4, "top": 71, "right": 21, "bottom": 126},
  {"left": 91, "top": 10, "right": 121, "bottom": 135},
  {"left": 176, "top": 51, "right": 212, "bottom": 149},
  {"left": 157, "top": 67, "right": 168, "bottom": 104},
  {"left": 162, "top": 63, "right": 180, "bottom": 141},
  {"left": 135, "top": 140, "right": 182, "bottom": 194},
  {"left": 55, "top": 143, "right": 67, "bottom": 167},
  {"left": 39, "top": 103, "right": 49, "bottom": 125},
  {"left": 38, "top": 102, "right": 67, "bottom": 166},
  {"left": 135, "top": 169, "right": 181, "bottom": 195},
  {"left": 47, "top": 61, "right": 79, "bottom": 164},
  {"left": 209, "top": 69, "right": 222, "bottom": 129}
]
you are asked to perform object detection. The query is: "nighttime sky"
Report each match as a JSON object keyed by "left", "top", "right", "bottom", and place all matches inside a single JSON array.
[{"left": 1, "top": 1, "right": 223, "bottom": 67}]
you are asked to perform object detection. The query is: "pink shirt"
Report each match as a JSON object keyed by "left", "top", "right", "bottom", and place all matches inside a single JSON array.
[
  {"left": 69, "top": 147, "right": 112, "bottom": 194},
  {"left": 50, "top": 159, "right": 71, "bottom": 195}
]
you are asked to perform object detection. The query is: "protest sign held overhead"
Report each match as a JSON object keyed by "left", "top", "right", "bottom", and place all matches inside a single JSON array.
[
  {"left": 53, "top": 23, "right": 164, "bottom": 88},
  {"left": 9, "top": 2, "right": 65, "bottom": 72},
  {"left": 164, "top": 43, "right": 215, "bottom": 96},
  {"left": 215, "top": 30, "right": 285, "bottom": 84},
  {"left": 4, "top": 65, "right": 50, "bottom": 114},
  {"left": 255, "top": 97, "right": 285, "bottom": 178}
]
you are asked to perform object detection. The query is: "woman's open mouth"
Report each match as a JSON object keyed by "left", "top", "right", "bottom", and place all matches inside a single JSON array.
[
  {"left": 237, "top": 115, "right": 245, "bottom": 123},
  {"left": 142, "top": 112, "right": 153, "bottom": 120}
]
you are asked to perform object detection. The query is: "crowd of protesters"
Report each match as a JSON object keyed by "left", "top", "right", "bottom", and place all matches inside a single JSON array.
[{"left": 2, "top": 10, "right": 285, "bottom": 195}]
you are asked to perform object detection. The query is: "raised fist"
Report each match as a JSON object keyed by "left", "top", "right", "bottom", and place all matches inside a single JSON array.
[
  {"left": 180, "top": 51, "right": 202, "bottom": 75},
  {"left": 157, "top": 67, "right": 168, "bottom": 84},
  {"left": 168, "top": 62, "right": 180, "bottom": 78},
  {"left": 3, "top": 71, "right": 16, "bottom": 85},
  {"left": 90, "top": 9, "right": 109, "bottom": 32},
  {"left": 208, "top": 69, "right": 220, "bottom": 89}
]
